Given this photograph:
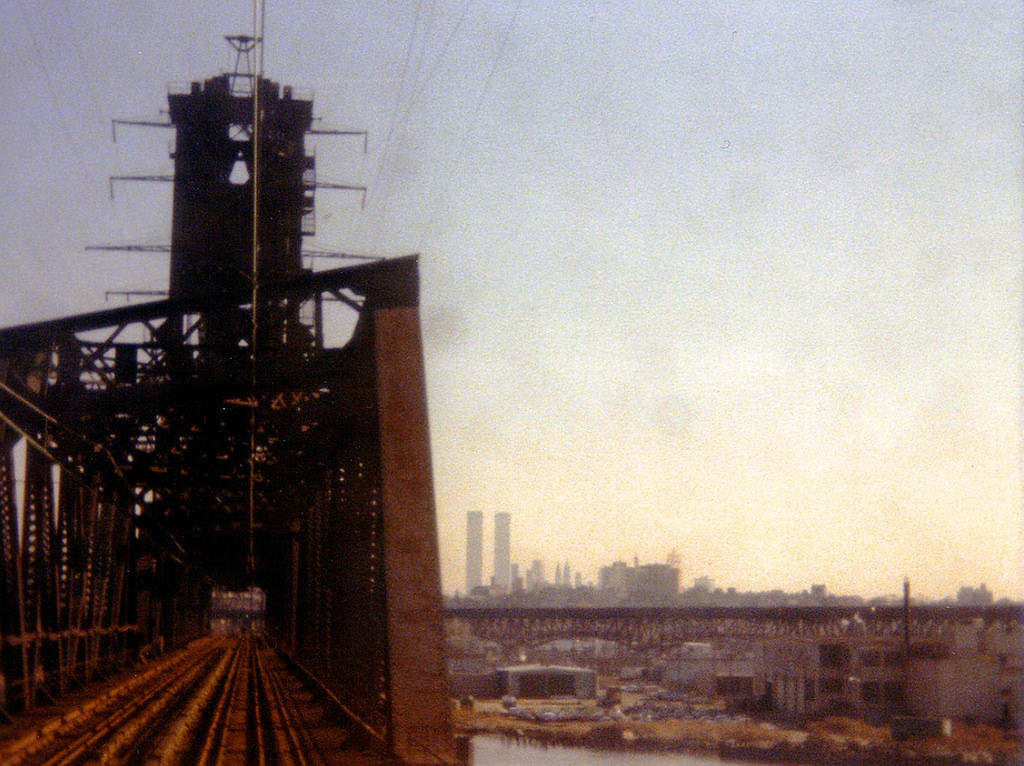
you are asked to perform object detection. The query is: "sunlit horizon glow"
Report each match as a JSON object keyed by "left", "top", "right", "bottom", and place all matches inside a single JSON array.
[{"left": 0, "top": 2, "right": 1019, "bottom": 603}]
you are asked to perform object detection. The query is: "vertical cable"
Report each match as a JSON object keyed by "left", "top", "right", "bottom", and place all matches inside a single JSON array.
[{"left": 248, "top": 0, "right": 265, "bottom": 580}]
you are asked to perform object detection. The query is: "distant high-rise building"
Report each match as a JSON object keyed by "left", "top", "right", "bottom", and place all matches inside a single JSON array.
[
  {"left": 693, "top": 575, "right": 714, "bottom": 593},
  {"left": 599, "top": 561, "right": 632, "bottom": 593},
  {"left": 631, "top": 563, "right": 679, "bottom": 598},
  {"left": 956, "top": 583, "right": 993, "bottom": 605},
  {"left": 466, "top": 511, "right": 483, "bottom": 592},
  {"left": 493, "top": 512, "right": 511, "bottom": 591},
  {"left": 554, "top": 561, "right": 571, "bottom": 588},
  {"left": 525, "top": 559, "right": 545, "bottom": 591},
  {"left": 510, "top": 563, "right": 522, "bottom": 593},
  {"left": 600, "top": 560, "right": 679, "bottom": 599}
]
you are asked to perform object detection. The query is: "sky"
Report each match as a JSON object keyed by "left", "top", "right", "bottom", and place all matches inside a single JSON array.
[{"left": 0, "top": 1, "right": 1020, "bottom": 601}]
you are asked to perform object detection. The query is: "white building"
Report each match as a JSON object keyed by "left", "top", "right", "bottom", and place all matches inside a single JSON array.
[
  {"left": 760, "top": 620, "right": 1022, "bottom": 725},
  {"left": 907, "top": 621, "right": 1022, "bottom": 726}
]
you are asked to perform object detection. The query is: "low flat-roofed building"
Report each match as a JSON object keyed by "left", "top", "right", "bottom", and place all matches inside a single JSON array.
[
  {"left": 496, "top": 664, "right": 597, "bottom": 699},
  {"left": 663, "top": 643, "right": 760, "bottom": 698}
]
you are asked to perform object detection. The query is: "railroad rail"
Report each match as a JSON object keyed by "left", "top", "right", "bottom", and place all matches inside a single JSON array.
[{"left": 0, "top": 635, "right": 374, "bottom": 766}]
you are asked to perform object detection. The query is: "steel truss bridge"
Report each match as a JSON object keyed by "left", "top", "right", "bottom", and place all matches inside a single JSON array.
[
  {"left": 447, "top": 605, "right": 1023, "bottom": 649},
  {"left": 0, "top": 61, "right": 454, "bottom": 764}
]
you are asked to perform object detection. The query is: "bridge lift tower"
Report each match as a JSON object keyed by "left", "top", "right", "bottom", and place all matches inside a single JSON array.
[{"left": 0, "top": 40, "right": 454, "bottom": 764}]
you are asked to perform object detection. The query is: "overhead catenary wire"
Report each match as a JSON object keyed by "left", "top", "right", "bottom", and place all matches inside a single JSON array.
[
  {"left": 356, "top": 1, "right": 475, "bottom": 248},
  {"left": 414, "top": 1, "right": 521, "bottom": 254}
]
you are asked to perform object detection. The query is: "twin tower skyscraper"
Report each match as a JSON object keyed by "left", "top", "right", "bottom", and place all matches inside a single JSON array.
[{"left": 466, "top": 511, "right": 510, "bottom": 593}]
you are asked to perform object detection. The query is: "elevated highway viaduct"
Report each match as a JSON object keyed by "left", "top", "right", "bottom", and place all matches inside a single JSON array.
[{"left": 446, "top": 604, "right": 1023, "bottom": 650}]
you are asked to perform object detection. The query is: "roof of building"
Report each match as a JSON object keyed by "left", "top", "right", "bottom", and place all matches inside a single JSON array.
[{"left": 496, "top": 664, "right": 594, "bottom": 676}]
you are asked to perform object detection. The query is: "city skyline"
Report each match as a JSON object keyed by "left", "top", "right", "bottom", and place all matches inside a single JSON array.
[
  {"left": 0, "top": 3, "right": 1019, "bottom": 603},
  {"left": 457, "top": 510, "right": 1009, "bottom": 603}
]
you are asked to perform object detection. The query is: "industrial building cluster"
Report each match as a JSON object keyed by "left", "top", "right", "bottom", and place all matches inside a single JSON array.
[{"left": 448, "top": 607, "right": 1023, "bottom": 730}]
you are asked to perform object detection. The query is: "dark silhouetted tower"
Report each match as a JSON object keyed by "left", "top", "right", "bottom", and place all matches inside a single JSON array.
[{"left": 167, "top": 73, "right": 315, "bottom": 365}]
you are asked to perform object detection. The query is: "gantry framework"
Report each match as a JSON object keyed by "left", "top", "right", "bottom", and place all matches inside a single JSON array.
[{"left": 0, "top": 56, "right": 454, "bottom": 764}]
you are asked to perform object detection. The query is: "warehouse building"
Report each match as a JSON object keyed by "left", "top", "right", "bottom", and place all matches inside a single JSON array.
[{"left": 496, "top": 665, "right": 597, "bottom": 699}]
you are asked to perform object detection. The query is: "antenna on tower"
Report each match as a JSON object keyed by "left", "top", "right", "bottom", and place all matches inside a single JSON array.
[{"left": 226, "top": 34, "right": 259, "bottom": 95}]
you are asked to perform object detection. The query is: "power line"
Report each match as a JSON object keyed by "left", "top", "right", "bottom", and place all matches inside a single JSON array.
[
  {"left": 364, "top": 2, "right": 475, "bottom": 248},
  {"left": 359, "top": 0, "right": 423, "bottom": 243}
]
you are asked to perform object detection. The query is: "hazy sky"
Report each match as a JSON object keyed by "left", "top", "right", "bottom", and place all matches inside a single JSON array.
[{"left": 0, "top": 1, "right": 1020, "bottom": 601}]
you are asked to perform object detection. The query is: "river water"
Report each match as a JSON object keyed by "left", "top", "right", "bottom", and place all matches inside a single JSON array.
[{"left": 471, "top": 735, "right": 794, "bottom": 765}]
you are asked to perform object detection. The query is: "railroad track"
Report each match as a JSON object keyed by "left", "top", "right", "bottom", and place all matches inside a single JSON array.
[{"left": 0, "top": 635, "right": 341, "bottom": 766}]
